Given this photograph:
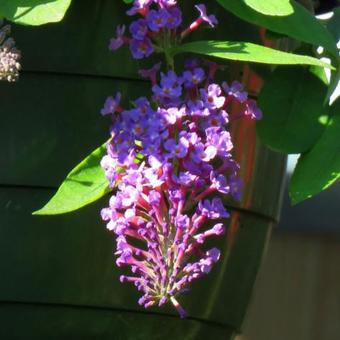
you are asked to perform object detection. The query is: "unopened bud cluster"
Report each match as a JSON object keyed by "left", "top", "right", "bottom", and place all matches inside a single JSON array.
[{"left": 0, "top": 21, "right": 21, "bottom": 82}]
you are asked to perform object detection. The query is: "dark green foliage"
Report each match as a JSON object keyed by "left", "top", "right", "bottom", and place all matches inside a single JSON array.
[
  {"left": 257, "top": 66, "right": 330, "bottom": 153},
  {"left": 290, "top": 101, "right": 340, "bottom": 204},
  {"left": 216, "top": 0, "right": 338, "bottom": 57}
]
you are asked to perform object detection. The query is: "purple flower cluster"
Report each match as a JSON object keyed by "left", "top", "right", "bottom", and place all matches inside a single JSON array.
[
  {"left": 100, "top": 61, "right": 261, "bottom": 317},
  {"left": 0, "top": 21, "right": 21, "bottom": 82},
  {"left": 109, "top": 1, "right": 217, "bottom": 59}
]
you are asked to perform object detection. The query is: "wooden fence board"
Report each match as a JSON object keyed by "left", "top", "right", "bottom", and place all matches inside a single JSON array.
[{"left": 242, "top": 231, "right": 340, "bottom": 340}]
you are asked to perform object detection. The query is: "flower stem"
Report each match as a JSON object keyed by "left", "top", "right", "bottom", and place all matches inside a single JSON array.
[{"left": 170, "top": 296, "right": 187, "bottom": 318}]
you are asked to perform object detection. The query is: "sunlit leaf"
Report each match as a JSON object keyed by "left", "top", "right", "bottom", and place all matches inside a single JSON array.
[
  {"left": 243, "top": 0, "right": 294, "bottom": 16},
  {"left": 33, "top": 143, "right": 110, "bottom": 215},
  {"left": 172, "top": 40, "right": 333, "bottom": 68},
  {"left": 2, "top": 0, "right": 72, "bottom": 26}
]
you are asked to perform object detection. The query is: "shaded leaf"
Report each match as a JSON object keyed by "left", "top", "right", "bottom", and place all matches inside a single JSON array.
[
  {"left": 216, "top": 0, "right": 338, "bottom": 57},
  {"left": 257, "top": 66, "right": 330, "bottom": 153},
  {"left": 289, "top": 101, "right": 340, "bottom": 204},
  {"left": 326, "top": 7, "right": 340, "bottom": 42},
  {"left": 172, "top": 40, "right": 333, "bottom": 68},
  {"left": 1, "top": 0, "right": 72, "bottom": 25},
  {"left": 33, "top": 143, "right": 110, "bottom": 215}
]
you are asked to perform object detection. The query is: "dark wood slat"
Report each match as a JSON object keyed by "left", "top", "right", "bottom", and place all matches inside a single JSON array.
[
  {"left": 0, "top": 186, "right": 273, "bottom": 330},
  {"left": 0, "top": 72, "right": 148, "bottom": 187},
  {"left": 0, "top": 303, "right": 234, "bottom": 339}
]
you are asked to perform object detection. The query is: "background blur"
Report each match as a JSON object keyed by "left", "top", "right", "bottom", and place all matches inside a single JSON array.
[
  {"left": 237, "top": 155, "right": 340, "bottom": 340},
  {"left": 239, "top": 2, "right": 340, "bottom": 335}
]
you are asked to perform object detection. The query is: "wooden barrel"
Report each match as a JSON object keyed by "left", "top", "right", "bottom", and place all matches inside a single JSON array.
[{"left": 0, "top": 1, "right": 286, "bottom": 338}]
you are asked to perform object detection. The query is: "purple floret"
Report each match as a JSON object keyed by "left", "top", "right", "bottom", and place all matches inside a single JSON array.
[
  {"left": 182, "top": 67, "right": 205, "bottom": 88},
  {"left": 139, "top": 62, "right": 162, "bottom": 84},
  {"left": 244, "top": 99, "right": 263, "bottom": 120},
  {"left": 100, "top": 93, "right": 121, "bottom": 116},
  {"left": 146, "top": 9, "right": 169, "bottom": 32},
  {"left": 222, "top": 81, "right": 248, "bottom": 103},
  {"left": 210, "top": 172, "right": 230, "bottom": 194},
  {"left": 152, "top": 70, "right": 183, "bottom": 98},
  {"left": 195, "top": 4, "right": 218, "bottom": 27},
  {"left": 129, "top": 19, "right": 149, "bottom": 40},
  {"left": 129, "top": 37, "right": 154, "bottom": 59},
  {"left": 200, "top": 84, "right": 226, "bottom": 110},
  {"left": 205, "top": 127, "right": 233, "bottom": 157},
  {"left": 109, "top": 25, "right": 126, "bottom": 51},
  {"left": 164, "top": 137, "right": 189, "bottom": 159},
  {"left": 166, "top": 7, "right": 182, "bottom": 29},
  {"left": 198, "top": 198, "right": 229, "bottom": 219}
]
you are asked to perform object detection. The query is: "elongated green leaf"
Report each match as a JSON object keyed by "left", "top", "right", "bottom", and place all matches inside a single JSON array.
[
  {"left": 323, "top": 8, "right": 340, "bottom": 104},
  {"left": 289, "top": 101, "right": 340, "bottom": 204},
  {"left": 216, "top": 0, "right": 338, "bottom": 57},
  {"left": 243, "top": 0, "right": 294, "bottom": 16},
  {"left": 172, "top": 41, "right": 333, "bottom": 68},
  {"left": 1, "top": 0, "right": 72, "bottom": 25},
  {"left": 326, "top": 67, "right": 340, "bottom": 105},
  {"left": 257, "top": 66, "right": 329, "bottom": 154},
  {"left": 33, "top": 143, "right": 109, "bottom": 215}
]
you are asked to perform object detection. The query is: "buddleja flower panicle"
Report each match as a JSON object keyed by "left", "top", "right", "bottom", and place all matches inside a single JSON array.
[{"left": 100, "top": 57, "right": 262, "bottom": 316}]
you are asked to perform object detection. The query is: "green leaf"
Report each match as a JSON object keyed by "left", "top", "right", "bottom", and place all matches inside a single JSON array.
[
  {"left": 1, "top": 0, "right": 72, "bottom": 26},
  {"left": 33, "top": 143, "right": 110, "bottom": 215},
  {"left": 309, "top": 64, "right": 329, "bottom": 85},
  {"left": 216, "top": 0, "right": 338, "bottom": 57},
  {"left": 289, "top": 101, "right": 340, "bottom": 204},
  {"left": 122, "top": 0, "right": 134, "bottom": 3},
  {"left": 243, "top": 0, "right": 294, "bottom": 16},
  {"left": 257, "top": 66, "right": 330, "bottom": 154},
  {"left": 172, "top": 40, "right": 333, "bottom": 68}
]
